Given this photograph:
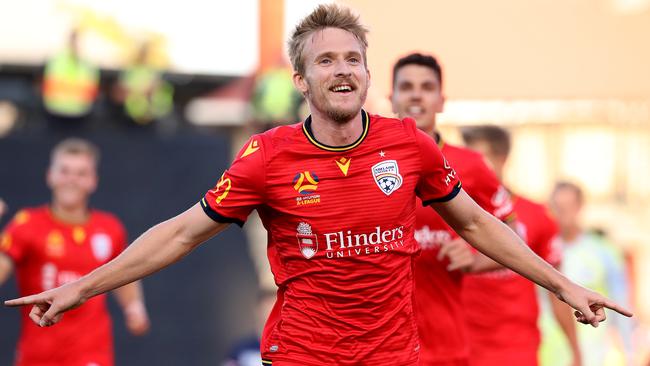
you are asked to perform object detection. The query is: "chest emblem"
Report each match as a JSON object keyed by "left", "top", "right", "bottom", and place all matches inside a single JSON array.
[
  {"left": 45, "top": 230, "right": 65, "bottom": 257},
  {"left": 296, "top": 222, "right": 318, "bottom": 259},
  {"left": 91, "top": 233, "right": 113, "bottom": 262},
  {"left": 371, "top": 160, "right": 403, "bottom": 196},
  {"left": 335, "top": 157, "right": 351, "bottom": 176}
]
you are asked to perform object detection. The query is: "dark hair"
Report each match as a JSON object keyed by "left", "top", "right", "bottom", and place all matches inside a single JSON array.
[
  {"left": 461, "top": 125, "right": 511, "bottom": 157},
  {"left": 392, "top": 53, "right": 443, "bottom": 89},
  {"left": 552, "top": 181, "right": 584, "bottom": 205}
]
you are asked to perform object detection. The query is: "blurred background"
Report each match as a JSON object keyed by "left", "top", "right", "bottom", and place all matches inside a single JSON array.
[{"left": 0, "top": 0, "right": 648, "bottom": 365}]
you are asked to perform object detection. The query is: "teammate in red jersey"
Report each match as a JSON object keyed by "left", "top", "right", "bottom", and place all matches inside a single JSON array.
[
  {"left": 0, "top": 138, "right": 149, "bottom": 366},
  {"left": 391, "top": 52, "right": 516, "bottom": 366},
  {"left": 5, "top": 5, "right": 631, "bottom": 366},
  {"left": 461, "top": 125, "right": 581, "bottom": 366}
]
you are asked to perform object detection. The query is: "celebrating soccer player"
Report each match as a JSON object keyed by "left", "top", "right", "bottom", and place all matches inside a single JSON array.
[
  {"left": 5, "top": 5, "right": 631, "bottom": 366},
  {"left": 0, "top": 138, "right": 149, "bottom": 366},
  {"left": 390, "top": 52, "right": 517, "bottom": 366},
  {"left": 461, "top": 126, "right": 582, "bottom": 366}
]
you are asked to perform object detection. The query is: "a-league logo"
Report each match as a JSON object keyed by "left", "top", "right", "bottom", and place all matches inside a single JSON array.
[
  {"left": 371, "top": 160, "right": 403, "bottom": 196},
  {"left": 296, "top": 222, "right": 318, "bottom": 259}
]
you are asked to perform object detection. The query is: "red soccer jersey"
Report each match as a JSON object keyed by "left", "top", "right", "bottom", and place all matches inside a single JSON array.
[
  {"left": 201, "top": 111, "right": 461, "bottom": 366},
  {"left": 413, "top": 137, "right": 514, "bottom": 365},
  {"left": 462, "top": 195, "right": 560, "bottom": 366},
  {"left": 1, "top": 206, "right": 126, "bottom": 366}
]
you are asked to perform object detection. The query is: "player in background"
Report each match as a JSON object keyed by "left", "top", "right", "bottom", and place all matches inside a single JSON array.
[
  {"left": 541, "top": 182, "right": 635, "bottom": 366},
  {"left": 390, "top": 52, "right": 516, "bottom": 366},
  {"left": 5, "top": 5, "right": 631, "bottom": 366},
  {"left": 0, "top": 138, "right": 149, "bottom": 366},
  {"left": 461, "top": 126, "right": 581, "bottom": 366}
]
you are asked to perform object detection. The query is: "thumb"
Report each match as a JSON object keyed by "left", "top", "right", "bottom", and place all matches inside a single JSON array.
[
  {"left": 39, "top": 303, "right": 62, "bottom": 327},
  {"left": 576, "top": 305, "right": 598, "bottom": 328}
]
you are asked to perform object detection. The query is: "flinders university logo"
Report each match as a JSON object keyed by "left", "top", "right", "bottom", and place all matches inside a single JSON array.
[
  {"left": 296, "top": 222, "right": 318, "bottom": 259},
  {"left": 372, "top": 160, "right": 403, "bottom": 195}
]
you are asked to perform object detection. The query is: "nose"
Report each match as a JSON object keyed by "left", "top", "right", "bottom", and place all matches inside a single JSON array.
[
  {"left": 409, "top": 88, "right": 422, "bottom": 101},
  {"left": 334, "top": 59, "right": 352, "bottom": 78}
]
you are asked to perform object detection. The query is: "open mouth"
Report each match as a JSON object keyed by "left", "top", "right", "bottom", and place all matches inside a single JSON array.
[
  {"left": 330, "top": 84, "right": 354, "bottom": 94},
  {"left": 407, "top": 105, "right": 425, "bottom": 115}
]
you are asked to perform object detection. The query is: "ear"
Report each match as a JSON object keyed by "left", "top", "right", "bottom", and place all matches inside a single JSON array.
[
  {"left": 438, "top": 93, "right": 447, "bottom": 113},
  {"left": 389, "top": 92, "right": 398, "bottom": 114},
  {"left": 293, "top": 72, "right": 308, "bottom": 95}
]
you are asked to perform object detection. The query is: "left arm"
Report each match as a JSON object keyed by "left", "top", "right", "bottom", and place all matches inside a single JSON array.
[
  {"left": 112, "top": 281, "right": 149, "bottom": 336},
  {"left": 431, "top": 189, "right": 632, "bottom": 326}
]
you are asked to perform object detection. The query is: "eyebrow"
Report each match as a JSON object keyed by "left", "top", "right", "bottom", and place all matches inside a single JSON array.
[{"left": 314, "top": 50, "right": 362, "bottom": 61}]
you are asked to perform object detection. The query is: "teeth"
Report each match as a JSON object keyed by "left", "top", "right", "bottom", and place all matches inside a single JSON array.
[
  {"left": 407, "top": 105, "right": 424, "bottom": 114},
  {"left": 332, "top": 85, "right": 352, "bottom": 92}
]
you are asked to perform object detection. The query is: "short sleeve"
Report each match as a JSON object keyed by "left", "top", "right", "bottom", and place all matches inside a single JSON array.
[
  {"left": 414, "top": 128, "right": 462, "bottom": 205},
  {"left": 463, "top": 159, "right": 515, "bottom": 222},
  {"left": 201, "top": 135, "right": 266, "bottom": 226},
  {"left": 0, "top": 210, "right": 31, "bottom": 264}
]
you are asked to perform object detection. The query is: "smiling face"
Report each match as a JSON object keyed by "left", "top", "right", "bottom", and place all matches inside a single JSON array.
[
  {"left": 293, "top": 27, "right": 370, "bottom": 124},
  {"left": 47, "top": 151, "right": 97, "bottom": 210},
  {"left": 391, "top": 64, "right": 445, "bottom": 133}
]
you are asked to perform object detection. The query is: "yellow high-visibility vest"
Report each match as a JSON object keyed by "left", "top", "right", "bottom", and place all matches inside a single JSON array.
[{"left": 43, "top": 49, "right": 99, "bottom": 117}]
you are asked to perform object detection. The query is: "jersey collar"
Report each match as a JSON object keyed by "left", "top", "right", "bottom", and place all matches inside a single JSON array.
[
  {"left": 302, "top": 109, "right": 369, "bottom": 152},
  {"left": 434, "top": 131, "right": 445, "bottom": 149}
]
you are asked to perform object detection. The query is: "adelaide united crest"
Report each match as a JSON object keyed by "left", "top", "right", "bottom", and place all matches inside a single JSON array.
[
  {"left": 296, "top": 222, "right": 318, "bottom": 259},
  {"left": 372, "top": 160, "right": 403, "bottom": 196}
]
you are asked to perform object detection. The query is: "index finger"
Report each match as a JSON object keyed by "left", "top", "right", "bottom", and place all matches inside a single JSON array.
[
  {"left": 4, "top": 294, "right": 47, "bottom": 307},
  {"left": 601, "top": 299, "right": 633, "bottom": 318}
]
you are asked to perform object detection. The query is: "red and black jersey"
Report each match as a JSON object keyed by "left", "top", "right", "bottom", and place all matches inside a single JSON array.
[{"left": 201, "top": 111, "right": 461, "bottom": 366}]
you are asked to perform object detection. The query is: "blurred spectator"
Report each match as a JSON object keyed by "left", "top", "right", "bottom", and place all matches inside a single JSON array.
[
  {"left": 222, "top": 289, "right": 276, "bottom": 366},
  {"left": 541, "top": 181, "right": 635, "bottom": 366},
  {"left": 42, "top": 29, "right": 99, "bottom": 123},
  {"left": 113, "top": 41, "right": 173, "bottom": 125},
  {"left": 251, "top": 66, "right": 303, "bottom": 128}
]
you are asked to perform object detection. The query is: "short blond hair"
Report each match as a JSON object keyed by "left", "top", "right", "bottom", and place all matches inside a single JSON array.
[
  {"left": 50, "top": 137, "right": 100, "bottom": 165},
  {"left": 288, "top": 4, "right": 369, "bottom": 75}
]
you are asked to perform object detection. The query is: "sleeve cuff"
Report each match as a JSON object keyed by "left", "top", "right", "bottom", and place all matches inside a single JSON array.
[
  {"left": 200, "top": 198, "right": 245, "bottom": 227},
  {"left": 422, "top": 182, "right": 462, "bottom": 206}
]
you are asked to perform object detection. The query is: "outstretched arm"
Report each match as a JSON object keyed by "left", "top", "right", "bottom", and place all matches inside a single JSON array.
[
  {"left": 0, "top": 253, "right": 13, "bottom": 286},
  {"left": 5, "top": 203, "right": 229, "bottom": 326},
  {"left": 431, "top": 189, "right": 633, "bottom": 326}
]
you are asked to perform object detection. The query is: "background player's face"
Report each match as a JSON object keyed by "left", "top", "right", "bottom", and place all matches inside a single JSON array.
[
  {"left": 391, "top": 64, "right": 445, "bottom": 133},
  {"left": 47, "top": 152, "right": 98, "bottom": 208},
  {"left": 465, "top": 140, "right": 507, "bottom": 179},
  {"left": 550, "top": 188, "right": 582, "bottom": 232},
  {"left": 293, "top": 27, "right": 370, "bottom": 124}
]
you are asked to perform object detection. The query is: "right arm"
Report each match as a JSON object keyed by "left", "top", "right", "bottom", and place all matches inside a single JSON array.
[
  {"left": 0, "top": 253, "right": 13, "bottom": 286},
  {"left": 5, "top": 203, "right": 229, "bottom": 326}
]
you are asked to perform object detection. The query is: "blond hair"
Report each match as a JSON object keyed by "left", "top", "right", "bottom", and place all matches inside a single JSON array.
[
  {"left": 50, "top": 137, "right": 100, "bottom": 165},
  {"left": 288, "top": 4, "right": 369, "bottom": 75}
]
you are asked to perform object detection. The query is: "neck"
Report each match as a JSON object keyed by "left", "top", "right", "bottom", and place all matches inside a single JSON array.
[
  {"left": 50, "top": 201, "right": 89, "bottom": 224},
  {"left": 309, "top": 109, "right": 363, "bottom": 147},
  {"left": 561, "top": 225, "right": 581, "bottom": 242}
]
